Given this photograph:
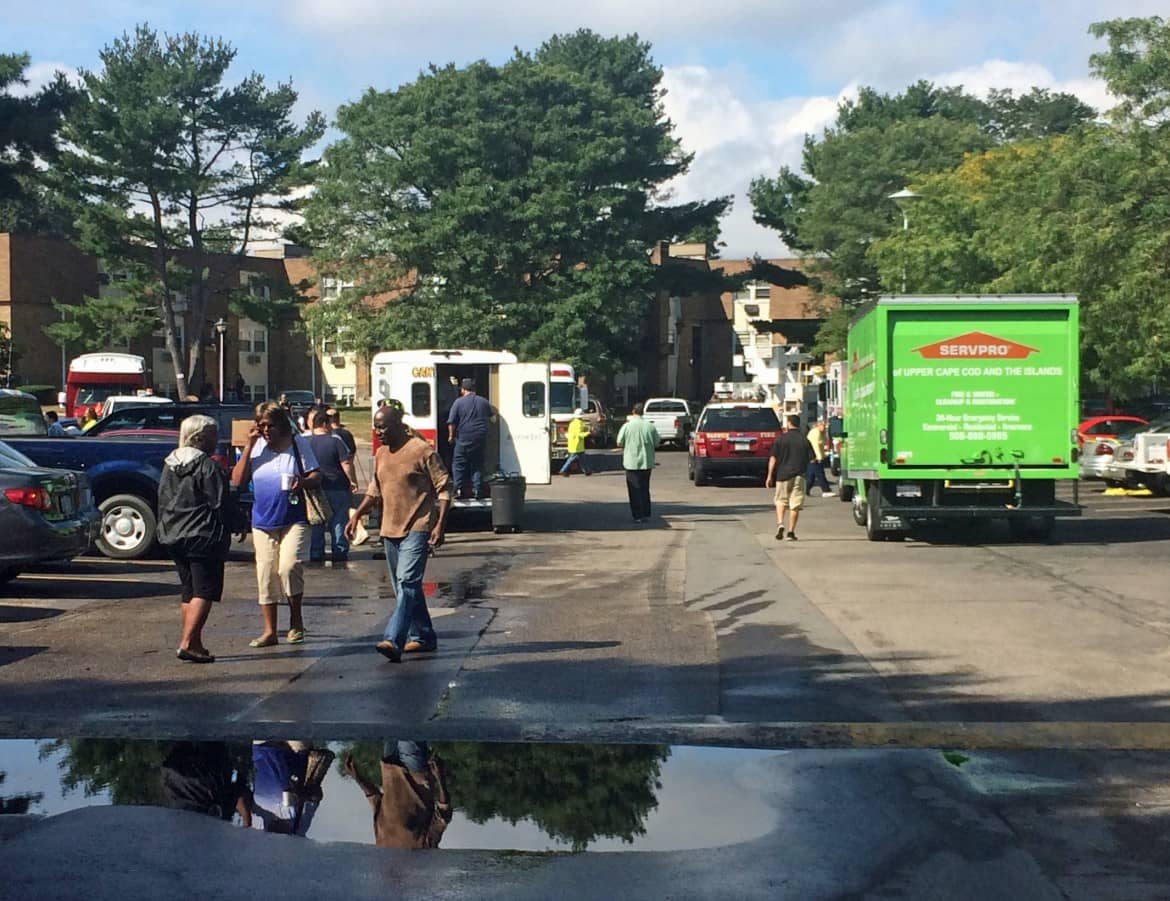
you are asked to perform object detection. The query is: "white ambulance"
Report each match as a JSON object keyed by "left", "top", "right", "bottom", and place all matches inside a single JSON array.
[{"left": 368, "top": 349, "right": 552, "bottom": 505}]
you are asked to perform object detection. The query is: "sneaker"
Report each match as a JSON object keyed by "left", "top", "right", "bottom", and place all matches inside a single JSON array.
[
  {"left": 375, "top": 640, "right": 402, "bottom": 663},
  {"left": 775, "top": 525, "right": 785, "bottom": 540},
  {"left": 822, "top": 491, "right": 836, "bottom": 497},
  {"left": 403, "top": 639, "right": 437, "bottom": 653},
  {"left": 787, "top": 532, "right": 798, "bottom": 541},
  {"left": 561, "top": 471, "right": 570, "bottom": 478}
]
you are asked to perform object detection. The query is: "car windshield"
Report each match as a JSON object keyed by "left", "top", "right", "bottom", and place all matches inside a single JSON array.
[
  {"left": 0, "top": 439, "right": 36, "bottom": 468},
  {"left": 0, "top": 394, "right": 48, "bottom": 436},
  {"left": 700, "top": 408, "right": 781, "bottom": 431},
  {"left": 282, "top": 391, "right": 315, "bottom": 404},
  {"left": 647, "top": 401, "right": 687, "bottom": 413},
  {"left": 75, "top": 384, "right": 141, "bottom": 405}
]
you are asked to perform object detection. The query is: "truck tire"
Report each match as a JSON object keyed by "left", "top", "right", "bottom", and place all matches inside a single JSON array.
[
  {"left": 839, "top": 482, "right": 855, "bottom": 503},
  {"left": 97, "top": 493, "right": 157, "bottom": 560},
  {"left": 693, "top": 461, "right": 709, "bottom": 486},
  {"left": 852, "top": 485, "right": 868, "bottom": 526},
  {"left": 864, "top": 483, "right": 883, "bottom": 541}
]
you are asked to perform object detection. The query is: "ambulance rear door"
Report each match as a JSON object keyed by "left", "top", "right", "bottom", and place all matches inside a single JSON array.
[{"left": 497, "top": 362, "right": 551, "bottom": 484}]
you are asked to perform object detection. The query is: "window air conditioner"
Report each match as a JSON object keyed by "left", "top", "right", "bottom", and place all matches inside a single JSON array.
[
  {"left": 331, "top": 355, "right": 346, "bottom": 368},
  {"left": 246, "top": 354, "right": 261, "bottom": 365}
]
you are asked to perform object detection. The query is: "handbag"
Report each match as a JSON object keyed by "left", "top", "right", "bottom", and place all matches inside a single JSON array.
[{"left": 290, "top": 438, "right": 333, "bottom": 526}]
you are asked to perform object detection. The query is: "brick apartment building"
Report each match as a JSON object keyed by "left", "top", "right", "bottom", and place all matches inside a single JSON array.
[
  {"left": 626, "top": 242, "right": 827, "bottom": 407},
  {"left": 3, "top": 232, "right": 827, "bottom": 408},
  {"left": 0, "top": 233, "right": 357, "bottom": 403}
]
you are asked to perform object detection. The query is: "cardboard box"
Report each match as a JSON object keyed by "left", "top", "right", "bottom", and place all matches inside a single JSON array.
[{"left": 231, "top": 419, "right": 254, "bottom": 448}]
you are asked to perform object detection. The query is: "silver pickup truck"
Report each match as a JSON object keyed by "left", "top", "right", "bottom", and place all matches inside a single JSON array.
[{"left": 642, "top": 397, "right": 694, "bottom": 449}]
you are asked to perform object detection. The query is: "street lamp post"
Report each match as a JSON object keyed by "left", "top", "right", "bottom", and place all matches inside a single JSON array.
[
  {"left": 888, "top": 188, "right": 919, "bottom": 293},
  {"left": 214, "top": 318, "right": 228, "bottom": 402}
]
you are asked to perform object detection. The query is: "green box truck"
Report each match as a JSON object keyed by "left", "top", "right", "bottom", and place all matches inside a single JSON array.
[{"left": 840, "top": 295, "right": 1081, "bottom": 541}]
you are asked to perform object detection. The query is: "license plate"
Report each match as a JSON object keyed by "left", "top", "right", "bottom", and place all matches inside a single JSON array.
[
  {"left": 895, "top": 484, "right": 922, "bottom": 498},
  {"left": 731, "top": 440, "right": 753, "bottom": 451}
]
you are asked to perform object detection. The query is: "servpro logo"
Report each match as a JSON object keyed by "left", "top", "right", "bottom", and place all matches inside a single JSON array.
[{"left": 912, "top": 331, "right": 1040, "bottom": 360}]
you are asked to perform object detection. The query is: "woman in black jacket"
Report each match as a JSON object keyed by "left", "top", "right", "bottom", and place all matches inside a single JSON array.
[{"left": 158, "top": 414, "right": 245, "bottom": 663}]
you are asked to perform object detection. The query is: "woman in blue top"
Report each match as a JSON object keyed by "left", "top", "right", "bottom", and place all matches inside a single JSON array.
[{"left": 232, "top": 401, "right": 321, "bottom": 648}]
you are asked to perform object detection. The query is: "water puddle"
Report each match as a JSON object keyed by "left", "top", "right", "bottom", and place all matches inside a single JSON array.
[{"left": 0, "top": 738, "right": 779, "bottom": 852}]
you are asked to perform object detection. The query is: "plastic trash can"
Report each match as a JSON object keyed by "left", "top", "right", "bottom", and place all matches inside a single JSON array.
[{"left": 490, "top": 473, "right": 526, "bottom": 534}]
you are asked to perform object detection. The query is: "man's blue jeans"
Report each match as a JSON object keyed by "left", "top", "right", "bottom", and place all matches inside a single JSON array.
[
  {"left": 452, "top": 439, "right": 485, "bottom": 498},
  {"left": 310, "top": 487, "right": 352, "bottom": 560},
  {"left": 382, "top": 740, "right": 429, "bottom": 772},
  {"left": 805, "top": 460, "right": 831, "bottom": 493},
  {"left": 382, "top": 530, "right": 436, "bottom": 650},
  {"left": 559, "top": 452, "right": 590, "bottom": 475}
]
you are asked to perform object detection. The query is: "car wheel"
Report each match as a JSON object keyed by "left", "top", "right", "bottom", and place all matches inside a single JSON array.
[
  {"left": 694, "top": 461, "right": 709, "bottom": 486},
  {"left": 97, "top": 493, "right": 157, "bottom": 560}
]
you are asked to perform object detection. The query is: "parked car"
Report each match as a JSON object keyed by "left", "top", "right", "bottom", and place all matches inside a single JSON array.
[
  {"left": 0, "top": 439, "right": 100, "bottom": 585},
  {"left": 278, "top": 389, "right": 317, "bottom": 426},
  {"left": 687, "top": 402, "right": 782, "bottom": 486},
  {"left": 99, "top": 394, "right": 175, "bottom": 418},
  {"left": 1100, "top": 414, "right": 1170, "bottom": 490},
  {"left": 582, "top": 397, "right": 611, "bottom": 448},
  {"left": 0, "top": 389, "right": 48, "bottom": 437},
  {"left": 1080, "top": 420, "right": 1149, "bottom": 483},
  {"left": 1102, "top": 414, "right": 1170, "bottom": 494},
  {"left": 7, "top": 403, "right": 253, "bottom": 559},
  {"left": 1076, "top": 415, "right": 1147, "bottom": 449},
  {"left": 643, "top": 397, "right": 694, "bottom": 449}
]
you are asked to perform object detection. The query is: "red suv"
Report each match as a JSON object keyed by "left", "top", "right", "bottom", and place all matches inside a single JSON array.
[{"left": 688, "top": 402, "right": 782, "bottom": 486}]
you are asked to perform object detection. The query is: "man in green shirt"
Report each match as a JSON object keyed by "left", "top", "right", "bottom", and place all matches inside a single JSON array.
[{"left": 616, "top": 403, "right": 659, "bottom": 523}]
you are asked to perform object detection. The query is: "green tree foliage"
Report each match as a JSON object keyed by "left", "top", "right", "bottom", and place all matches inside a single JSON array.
[
  {"left": 43, "top": 292, "right": 158, "bottom": 353},
  {"left": 39, "top": 739, "right": 252, "bottom": 807},
  {"left": 340, "top": 741, "right": 668, "bottom": 852},
  {"left": 435, "top": 742, "right": 668, "bottom": 851},
  {"left": 0, "top": 52, "right": 77, "bottom": 236},
  {"left": 57, "top": 26, "right": 324, "bottom": 398},
  {"left": 866, "top": 16, "right": 1170, "bottom": 397},
  {"left": 749, "top": 81, "right": 1095, "bottom": 353},
  {"left": 305, "top": 30, "right": 730, "bottom": 376}
]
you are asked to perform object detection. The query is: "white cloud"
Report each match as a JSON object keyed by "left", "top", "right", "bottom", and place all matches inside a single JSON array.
[
  {"left": 660, "top": 67, "right": 854, "bottom": 258},
  {"left": 929, "top": 59, "right": 1114, "bottom": 116},
  {"left": 8, "top": 61, "right": 81, "bottom": 97}
]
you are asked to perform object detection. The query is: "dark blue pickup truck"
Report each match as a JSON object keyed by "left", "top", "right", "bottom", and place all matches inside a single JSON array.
[{"left": 9, "top": 403, "right": 253, "bottom": 559}]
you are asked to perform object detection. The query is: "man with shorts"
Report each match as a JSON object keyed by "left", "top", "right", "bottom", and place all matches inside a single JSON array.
[{"left": 765, "top": 414, "right": 815, "bottom": 541}]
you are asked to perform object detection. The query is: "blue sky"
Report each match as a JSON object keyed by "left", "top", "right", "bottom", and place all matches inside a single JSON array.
[{"left": 7, "top": 0, "right": 1165, "bottom": 256}]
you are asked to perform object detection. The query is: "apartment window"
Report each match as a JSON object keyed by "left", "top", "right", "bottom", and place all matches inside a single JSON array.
[
  {"left": 320, "top": 276, "right": 354, "bottom": 300},
  {"left": 240, "top": 271, "right": 271, "bottom": 302},
  {"left": 238, "top": 319, "right": 267, "bottom": 354},
  {"left": 247, "top": 384, "right": 268, "bottom": 402}
]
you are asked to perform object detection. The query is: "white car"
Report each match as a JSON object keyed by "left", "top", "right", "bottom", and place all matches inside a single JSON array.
[{"left": 100, "top": 395, "right": 174, "bottom": 417}]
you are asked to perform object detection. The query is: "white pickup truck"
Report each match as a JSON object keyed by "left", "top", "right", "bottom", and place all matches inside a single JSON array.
[
  {"left": 1103, "top": 414, "right": 1170, "bottom": 494},
  {"left": 642, "top": 397, "right": 694, "bottom": 449}
]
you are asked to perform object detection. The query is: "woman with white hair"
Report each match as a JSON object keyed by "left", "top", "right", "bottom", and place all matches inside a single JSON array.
[{"left": 158, "top": 414, "right": 245, "bottom": 663}]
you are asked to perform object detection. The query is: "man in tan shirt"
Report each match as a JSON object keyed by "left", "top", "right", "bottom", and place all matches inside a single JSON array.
[{"left": 347, "top": 404, "right": 451, "bottom": 663}]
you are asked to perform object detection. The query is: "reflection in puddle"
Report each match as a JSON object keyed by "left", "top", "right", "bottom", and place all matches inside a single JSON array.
[{"left": 1, "top": 739, "right": 779, "bottom": 852}]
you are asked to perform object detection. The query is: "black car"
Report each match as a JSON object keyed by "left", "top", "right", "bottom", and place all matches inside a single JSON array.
[
  {"left": 0, "top": 440, "right": 101, "bottom": 585},
  {"left": 87, "top": 402, "right": 258, "bottom": 439}
]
